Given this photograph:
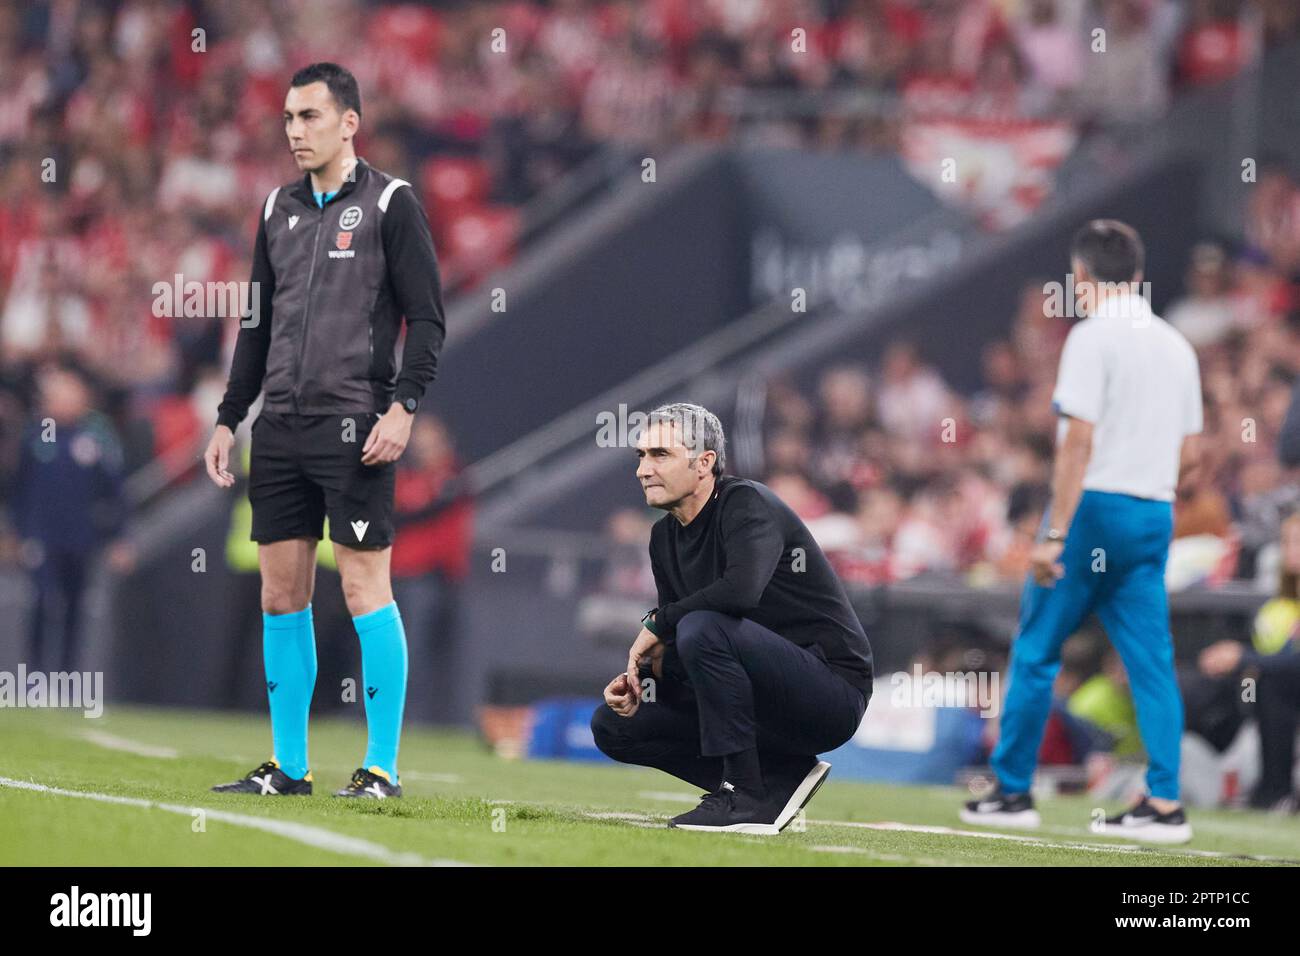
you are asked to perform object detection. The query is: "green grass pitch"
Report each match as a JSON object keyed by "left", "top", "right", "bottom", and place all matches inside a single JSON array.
[{"left": 1, "top": 706, "right": 1297, "bottom": 867}]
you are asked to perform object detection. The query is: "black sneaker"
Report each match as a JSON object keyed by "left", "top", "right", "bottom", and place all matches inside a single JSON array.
[
  {"left": 959, "top": 786, "right": 1041, "bottom": 828},
  {"left": 1264, "top": 794, "right": 1299, "bottom": 815},
  {"left": 668, "top": 781, "right": 780, "bottom": 835},
  {"left": 211, "top": 759, "right": 312, "bottom": 796},
  {"left": 1249, "top": 790, "right": 1299, "bottom": 814},
  {"left": 764, "top": 758, "right": 833, "bottom": 832},
  {"left": 1100, "top": 797, "right": 1192, "bottom": 844},
  {"left": 333, "top": 766, "right": 402, "bottom": 799}
]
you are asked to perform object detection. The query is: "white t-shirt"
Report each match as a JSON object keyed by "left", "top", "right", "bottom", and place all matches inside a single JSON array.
[{"left": 1052, "top": 292, "right": 1202, "bottom": 502}]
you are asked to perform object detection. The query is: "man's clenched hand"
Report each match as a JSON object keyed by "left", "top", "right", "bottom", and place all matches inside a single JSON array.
[
  {"left": 626, "top": 626, "right": 663, "bottom": 698},
  {"left": 603, "top": 672, "right": 639, "bottom": 718}
]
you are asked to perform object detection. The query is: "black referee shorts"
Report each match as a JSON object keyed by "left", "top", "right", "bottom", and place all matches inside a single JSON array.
[{"left": 248, "top": 411, "right": 395, "bottom": 549}]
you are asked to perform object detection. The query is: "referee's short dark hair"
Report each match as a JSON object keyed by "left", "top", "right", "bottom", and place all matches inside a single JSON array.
[
  {"left": 290, "top": 62, "right": 361, "bottom": 119},
  {"left": 1071, "top": 219, "right": 1144, "bottom": 283}
]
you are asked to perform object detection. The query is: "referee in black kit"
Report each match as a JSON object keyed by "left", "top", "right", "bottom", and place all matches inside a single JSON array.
[
  {"left": 592, "top": 403, "right": 873, "bottom": 833},
  {"left": 203, "top": 63, "right": 445, "bottom": 798}
]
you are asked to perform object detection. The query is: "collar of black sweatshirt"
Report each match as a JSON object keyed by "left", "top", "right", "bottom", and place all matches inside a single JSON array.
[{"left": 287, "top": 156, "right": 371, "bottom": 209}]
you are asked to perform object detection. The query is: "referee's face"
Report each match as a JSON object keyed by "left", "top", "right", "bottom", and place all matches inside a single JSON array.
[
  {"left": 636, "top": 421, "right": 699, "bottom": 510},
  {"left": 283, "top": 81, "right": 353, "bottom": 173}
]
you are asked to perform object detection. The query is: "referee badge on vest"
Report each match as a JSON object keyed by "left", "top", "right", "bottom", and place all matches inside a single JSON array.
[
  {"left": 338, "top": 205, "right": 363, "bottom": 229},
  {"left": 336, "top": 231, "right": 352, "bottom": 250}
]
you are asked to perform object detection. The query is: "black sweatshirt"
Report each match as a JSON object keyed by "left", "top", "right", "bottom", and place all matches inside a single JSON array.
[
  {"left": 217, "top": 159, "right": 444, "bottom": 429},
  {"left": 649, "top": 475, "right": 873, "bottom": 693}
]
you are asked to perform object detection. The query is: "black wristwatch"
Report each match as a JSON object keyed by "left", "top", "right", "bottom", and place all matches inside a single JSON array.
[{"left": 401, "top": 396, "right": 418, "bottom": 414}]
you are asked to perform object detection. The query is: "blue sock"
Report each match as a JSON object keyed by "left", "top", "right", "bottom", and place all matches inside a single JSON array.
[
  {"left": 353, "top": 601, "right": 408, "bottom": 782},
  {"left": 262, "top": 605, "right": 317, "bottom": 780}
]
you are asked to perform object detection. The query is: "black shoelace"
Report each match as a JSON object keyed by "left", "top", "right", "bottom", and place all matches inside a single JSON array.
[{"left": 696, "top": 788, "right": 736, "bottom": 813}]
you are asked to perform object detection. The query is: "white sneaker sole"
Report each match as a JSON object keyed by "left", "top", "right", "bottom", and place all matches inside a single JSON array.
[
  {"left": 672, "top": 821, "right": 782, "bottom": 835},
  {"left": 672, "top": 761, "right": 833, "bottom": 836},
  {"left": 773, "top": 760, "right": 832, "bottom": 832},
  {"left": 959, "top": 807, "right": 1042, "bottom": 829}
]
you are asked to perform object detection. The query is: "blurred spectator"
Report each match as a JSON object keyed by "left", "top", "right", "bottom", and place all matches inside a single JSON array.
[
  {"left": 1011, "top": 0, "right": 1085, "bottom": 113},
  {"left": 598, "top": 507, "right": 657, "bottom": 600},
  {"left": 1, "top": 248, "right": 90, "bottom": 364},
  {"left": 811, "top": 364, "right": 874, "bottom": 508},
  {"left": 1199, "top": 511, "right": 1300, "bottom": 810},
  {"left": 1081, "top": 0, "right": 1177, "bottom": 126},
  {"left": 831, "top": 480, "right": 906, "bottom": 585},
  {"left": 1165, "top": 242, "right": 1240, "bottom": 348},
  {"left": 9, "top": 357, "right": 133, "bottom": 671},
  {"left": 1245, "top": 159, "right": 1300, "bottom": 275},
  {"left": 1234, "top": 452, "right": 1300, "bottom": 581},
  {"left": 1068, "top": 647, "right": 1142, "bottom": 757},
  {"left": 391, "top": 415, "right": 473, "bottom": 723},
  {"left": 875, "top": 341, "right": 952, "bottom": 444},
  {"left": 1177, "top": 0, "right": 1258, "bottom": 87},
  {"left": 992, "top": 480, "right": 1051, "bottom": 582}
]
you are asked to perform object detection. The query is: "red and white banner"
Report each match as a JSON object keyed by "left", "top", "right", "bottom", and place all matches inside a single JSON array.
[{"left": 901, "top": 118, "right": 1078, "bottom": 231}]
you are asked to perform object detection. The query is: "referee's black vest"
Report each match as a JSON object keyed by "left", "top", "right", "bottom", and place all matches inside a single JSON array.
[{"left": 260, "top": 158, "right": 411, "bottom": 415}]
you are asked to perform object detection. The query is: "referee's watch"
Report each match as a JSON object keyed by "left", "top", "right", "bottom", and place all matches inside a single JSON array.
[{"left": 400, "top": 396, "right": 418, "bottom": 415}]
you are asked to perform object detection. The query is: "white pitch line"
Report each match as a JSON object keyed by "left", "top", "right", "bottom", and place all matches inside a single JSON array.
[
  {"left": 399, "top": 771, "right": 464, "bottom": 784},
  {"left": 74, "top": 733, "right": 466, "bottom": 787},
  {"left": 811, "top": 819, "right": 1299, "bottom": 864},
  {"left": 590, "top": 809, "right": 1295, "bottom": 863},
  {"left": 0, "top": 776, "right": 471, "bottom": 867},
  {"left": 809, "top": 845, "right": 967, "bottom": 867},
  {"left": 637, "top": 790, "right": 699, "bottom": 804},
  {"left": 80, "top": 731, "right": 179, "bottom": 760}
]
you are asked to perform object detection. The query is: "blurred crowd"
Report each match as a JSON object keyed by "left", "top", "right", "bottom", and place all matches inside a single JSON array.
[
  {"left": 2, "top": 0, "right": 1295, "bottom": 509},
  {"left": 753, "top": 160, "right": 1300, "bottom": 592},
  {"left": 596, "top": 156, "right": 1300, "bottom": 596},
  {"left": 2, "top": 0, "right": 1299, "bottom": 655}
]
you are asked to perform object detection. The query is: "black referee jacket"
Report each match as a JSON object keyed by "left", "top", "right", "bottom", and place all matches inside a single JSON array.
[{"left": 216, "top": 158, "right": 445, "bottom": 428}]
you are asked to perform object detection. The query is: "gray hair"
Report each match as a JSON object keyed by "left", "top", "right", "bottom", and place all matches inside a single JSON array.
[{"left": 646, "top": 402, "right": 726, "bottom": 477}]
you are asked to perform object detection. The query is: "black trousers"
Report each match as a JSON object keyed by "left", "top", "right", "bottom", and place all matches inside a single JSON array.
[
  {"left": 1255, "top": 651, "right": 1300, "bottom": 804},
  {"left": 591, "top": 610, "right": 870, "bottom": 791},
  {"left": 28, "top": 547, "right": 89, "bottom": 672}
]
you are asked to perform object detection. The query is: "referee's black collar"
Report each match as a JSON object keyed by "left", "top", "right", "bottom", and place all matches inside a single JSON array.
[{"left": 287, "top": 156, "right": 370, "bottom": 208}]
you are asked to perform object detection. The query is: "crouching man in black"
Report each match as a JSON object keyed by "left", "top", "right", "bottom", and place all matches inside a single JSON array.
[{"left": 591, "top": 403, "right": 873, "bottom": 833}]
